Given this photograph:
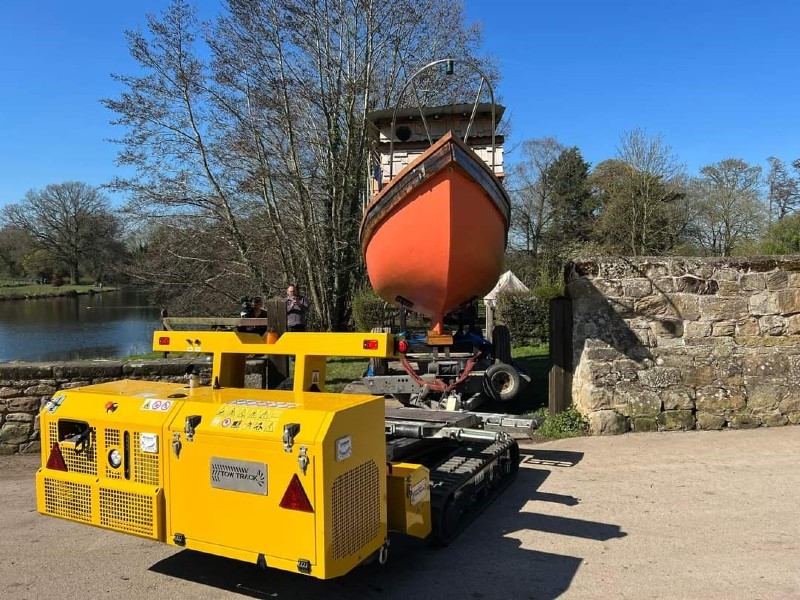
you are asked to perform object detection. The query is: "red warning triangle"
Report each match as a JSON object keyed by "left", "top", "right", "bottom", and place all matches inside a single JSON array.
[
  {"left": 279, "top": 474, "right": 313, "bottom": 512},
  {"left": 46, "top": 443, "right": 68, "bottom": 471}
]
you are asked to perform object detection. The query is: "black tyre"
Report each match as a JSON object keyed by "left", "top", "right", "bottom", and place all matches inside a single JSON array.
[
  {"left": 483, "top": 362, "right": 521, "bottom": 403},
  {"left": 491, "top": 324, "right": 512, "bottom": 364}
]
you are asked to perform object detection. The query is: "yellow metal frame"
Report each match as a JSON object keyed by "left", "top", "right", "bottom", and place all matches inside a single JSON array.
[
  {"left": 153, "top": 330, "right": 398, "bottom": 392},
  {"left": 36, "top": 329, "right": 432, "bottom": 580}
]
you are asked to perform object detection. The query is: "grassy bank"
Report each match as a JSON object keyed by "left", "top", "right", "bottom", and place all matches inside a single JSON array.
[{"left": 0, "top": 283, "right": 117, "bottom": 299}]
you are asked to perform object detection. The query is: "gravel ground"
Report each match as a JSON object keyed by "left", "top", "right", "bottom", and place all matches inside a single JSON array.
[{"left": 2, "top": 426, "right": 799, "bottom": 599}]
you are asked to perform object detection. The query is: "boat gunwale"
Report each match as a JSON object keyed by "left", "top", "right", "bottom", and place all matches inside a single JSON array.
[{"left": 360, "top": 131, "right": 510, "bottom": 253}]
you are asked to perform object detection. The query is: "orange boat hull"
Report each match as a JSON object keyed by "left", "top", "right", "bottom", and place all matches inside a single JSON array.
[{"left": 361, "top": 133, "right": 510, "bottom": 330}]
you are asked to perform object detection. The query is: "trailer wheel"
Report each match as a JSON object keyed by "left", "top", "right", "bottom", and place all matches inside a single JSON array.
[
  {"left": 483, "top": 362, "right": 521, "bottom": 403},
  {"left": 491, "top": 324, "right": 512, "bottom": 364}
]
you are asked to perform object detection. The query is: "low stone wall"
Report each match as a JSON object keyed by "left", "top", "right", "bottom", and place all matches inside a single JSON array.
[
  {"left": 567, "top": 256, "right": 800, "bottom": 435},
  {"left": 0, "top": 359, "right": 264, "bottom": 455}
]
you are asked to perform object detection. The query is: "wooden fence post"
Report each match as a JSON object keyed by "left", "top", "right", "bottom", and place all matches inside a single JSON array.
[{"left": 548, "top": 296, "right": 573, "bottom": 414}]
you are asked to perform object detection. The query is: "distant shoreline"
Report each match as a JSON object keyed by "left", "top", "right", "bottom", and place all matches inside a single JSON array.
[{"left": 0, "top": 286, "right": 120, "bottom": 301}]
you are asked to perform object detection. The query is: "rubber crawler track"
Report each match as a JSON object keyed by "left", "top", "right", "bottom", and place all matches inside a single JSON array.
[{"left": 428, "top": 436, "right": 520, "bottom": 545}]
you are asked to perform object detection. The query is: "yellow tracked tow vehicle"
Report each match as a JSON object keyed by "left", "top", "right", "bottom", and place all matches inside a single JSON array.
[{"left": 36, "top": 326, "right": 521, "bottom": 580}]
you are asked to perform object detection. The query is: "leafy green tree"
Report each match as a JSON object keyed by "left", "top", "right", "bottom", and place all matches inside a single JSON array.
[
  {"left": 766, "top": 157, "right": 800, "bottom": 219},
  {"left": 1, "top": 182, "right": 123, "bottom": 284},
  {"left": 761, "top": 212, "right": 800, "bottom": 254},
  {"left": 505, "top": 142, "right": 593, "bottom": 288},
  {"left": 546, "top": 147, "right": 594, "bottom": 244},
  {"left": 591, "top": 130, "right": 691, "bottom": 255},
  {"left": 22, "top": 249, "right": 59, "bottom": 283},
  {"left": 0, "top": 226, "right": 34, "bottom": 279},
  {"left": 104, "top": 0, "right": 491, "bottom": 329}
]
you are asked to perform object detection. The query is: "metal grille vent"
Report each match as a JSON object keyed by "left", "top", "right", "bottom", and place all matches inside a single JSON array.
[
  {"left": 331, "top": 460, "right": 381, "bottom": 559},
  {"left": 133, "top": 432, "right": 160, "bottom": 486},
  {"left": 99, "top": 488, "right": 155, "bottom": 537},
  {"left": 48, "top": 423, "right": 97, "bottom": 475},
  {"left": 104, "top": 429, "right": 121, "bottom": 479},
  {"left": 43, "top": 478, "right": 92, "bottom": 523}
]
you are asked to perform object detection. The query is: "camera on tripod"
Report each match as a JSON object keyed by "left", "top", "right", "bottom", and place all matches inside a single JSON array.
[{"left": 240, "top": 296, "right": 254, "bottom": 317}]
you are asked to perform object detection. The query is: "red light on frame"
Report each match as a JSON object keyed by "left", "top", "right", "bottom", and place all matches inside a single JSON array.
[
  {"left": 362, "top": 339, "right": 379, "bottom": 350},
  {"left": 158, "top": 336, "right": 171, "bottom": 345}
]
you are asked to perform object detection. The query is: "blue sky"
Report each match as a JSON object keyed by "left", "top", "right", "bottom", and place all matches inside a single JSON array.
[{"left": 1, "top": 0, "right": 798, "bottom": 209}]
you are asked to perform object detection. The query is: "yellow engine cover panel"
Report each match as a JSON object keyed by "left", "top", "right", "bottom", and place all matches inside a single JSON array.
[
  {"left": 36, "top": 380, "right": 181, "bottom": 541},
  {"left": 166, "top": 387, "right": 388, "bottom": 579},
  {"left": 36, "top": 378, "right": 389, "bottom": 579},
  {"left": 166, "top": 394, "right": 324, "bottom": 564}
]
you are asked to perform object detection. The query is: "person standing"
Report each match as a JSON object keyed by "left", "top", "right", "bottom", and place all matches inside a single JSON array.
[{"left": 286, "top": 285, "right": 310, "bottom": 332}]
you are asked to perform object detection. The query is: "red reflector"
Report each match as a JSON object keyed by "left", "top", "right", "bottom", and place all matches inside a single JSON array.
[
  {"left": 279, "top": 474, "right": 313, "bottom": 512},
  {"left": 158, "top": 336, "right": 171, "bottom": 345},
  {"left": 363, "top": 339, "right": 379, "bottom": 350},
  {"left": 397, "top": 339, "right": 409, "bottom": 354},
  {"left": 46, "top": 443, "right": 68, "bottom": 471}
]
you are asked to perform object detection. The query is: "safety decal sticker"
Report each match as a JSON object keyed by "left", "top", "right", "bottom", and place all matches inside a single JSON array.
[
  {"left": 139, "top": 433, "right": 159, "bottom": 454},
  {"left": 228, "top": 399, "right": 297, "bottom": 409},
  {"left": 336, "top": 435, "right": 352, "bottom": 461},
  {"left": 409, "top": 478, "right": 429, "bottom": 506},
  {"left": 140, "top": 399, "right": 173, "bottom": 412}
]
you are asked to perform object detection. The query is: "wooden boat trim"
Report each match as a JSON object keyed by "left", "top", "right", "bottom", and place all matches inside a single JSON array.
[{"left": 360, "top": 131, "right": 510, "bottom": 252}]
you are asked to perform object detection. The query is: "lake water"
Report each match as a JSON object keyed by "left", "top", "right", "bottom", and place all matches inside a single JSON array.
[{"left": 0, "top": 289, "right": 162, "bottom": 363}]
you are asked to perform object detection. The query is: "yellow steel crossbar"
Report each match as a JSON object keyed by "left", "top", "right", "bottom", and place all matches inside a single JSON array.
[{"left": 152, "top": 330, "right": 397, "bottom": 392}]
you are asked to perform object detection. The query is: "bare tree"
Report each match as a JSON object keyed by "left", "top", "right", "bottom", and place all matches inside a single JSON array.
[
  {"left": 1, "top": 182, "right": 121, "bottom": 283},
  {"left": 104, "top": 0, "right": 491, "bottom": 329},
  {"left": 689, "top": 158, "right": 766, "bottom": 256},
  {"left": 506, "top": 137, "right": 565, "bottom": 254}
]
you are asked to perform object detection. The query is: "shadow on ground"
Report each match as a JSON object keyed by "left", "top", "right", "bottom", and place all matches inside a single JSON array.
[{"left": 149, "top": 449, "right": 625, "bottom": 600}]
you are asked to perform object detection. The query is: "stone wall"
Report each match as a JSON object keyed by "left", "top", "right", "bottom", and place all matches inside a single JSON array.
[
  {"left": 567, "top": 256, "right": 800, "bottom": 435},
  {"left": 0, "top": 359, "right": 264, "bottom": 455}
]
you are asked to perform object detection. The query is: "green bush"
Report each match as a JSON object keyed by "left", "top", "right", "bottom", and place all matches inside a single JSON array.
[
  {"left": 351, "top": 288, "right": 432, "bottom": 332},
  {"left": 495, "top": 290, "right": 550, "bottom": 347},
  {"left": 534, "top": 407, "right": 589, "bottom": 439},
  {"left": 351, "top": 288, "right": 389, "bottom": 332},
  {"left": 532, "top": 267, "right": 565, "bottom": 301},
  {"left": 494, "top": 267, "right": 564, "bottom": 347}
]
